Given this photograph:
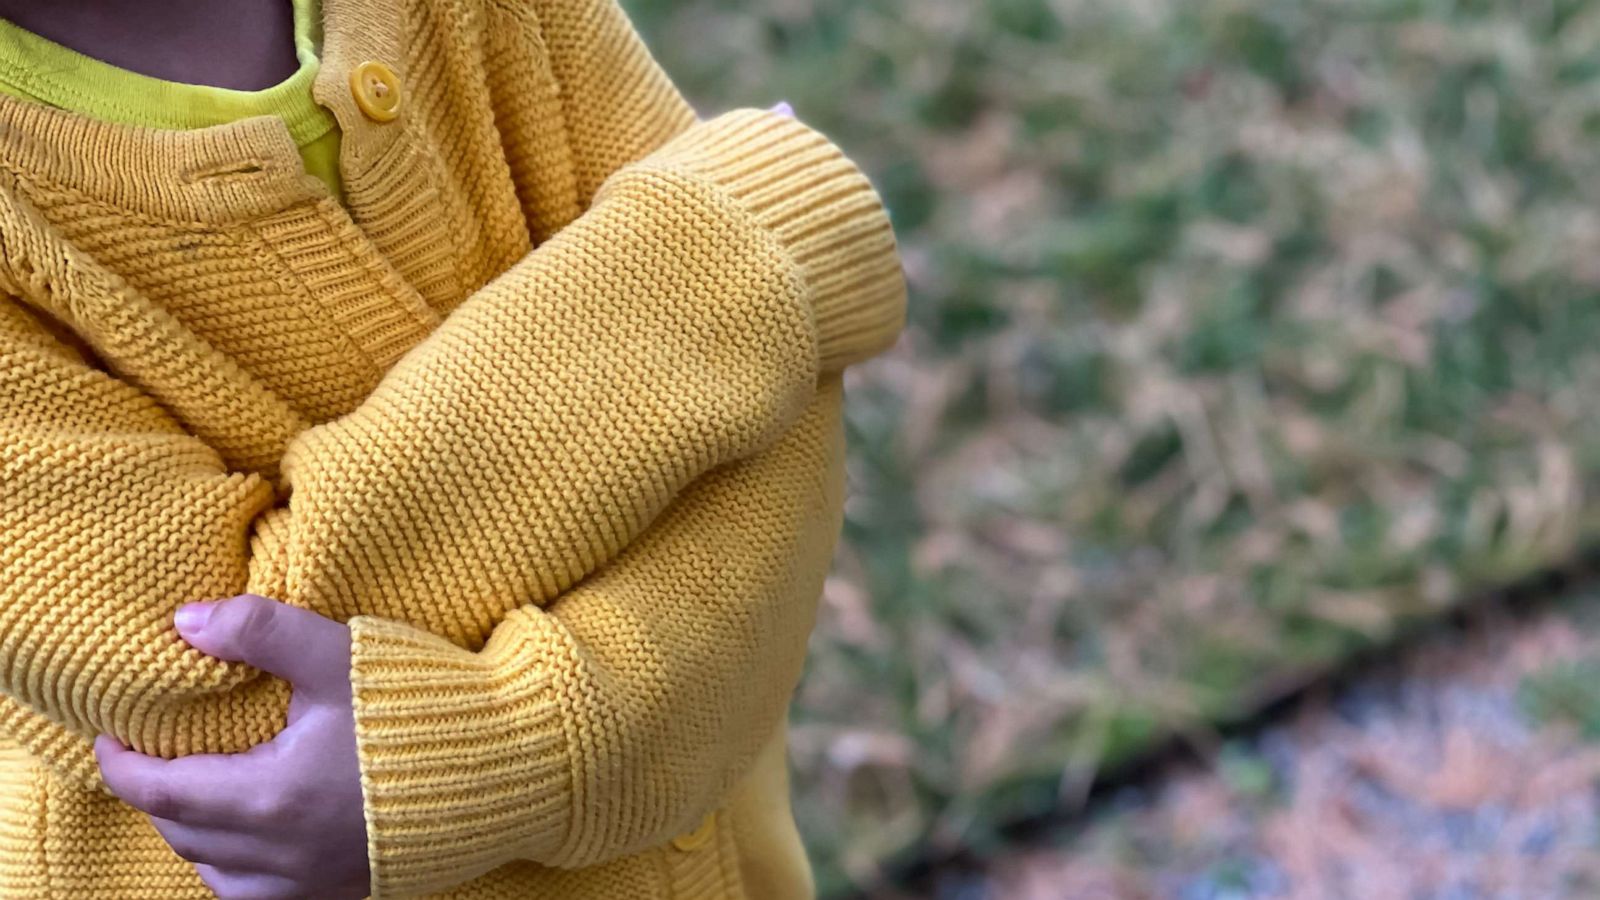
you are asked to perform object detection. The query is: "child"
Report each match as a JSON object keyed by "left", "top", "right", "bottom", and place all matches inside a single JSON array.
[{"left": 0, "top": 0, "right": 905, "bottom": 898}]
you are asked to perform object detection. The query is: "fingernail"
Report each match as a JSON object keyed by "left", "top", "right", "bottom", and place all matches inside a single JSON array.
[{"left": 174, "top": 603, "right": 213, "bottom": 635}]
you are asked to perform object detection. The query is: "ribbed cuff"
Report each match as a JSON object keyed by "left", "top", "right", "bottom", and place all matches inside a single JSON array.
[
  {"left": 347, "top": 615, "right": 572, "bottom": 898},
  {"left": 638, "top": 108, "right": 908, "bottom": 373}
]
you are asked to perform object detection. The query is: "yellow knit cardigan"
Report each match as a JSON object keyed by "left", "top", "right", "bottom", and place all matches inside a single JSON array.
[{"left": 0, "top": 0, "right": 906, "bottom": 896}]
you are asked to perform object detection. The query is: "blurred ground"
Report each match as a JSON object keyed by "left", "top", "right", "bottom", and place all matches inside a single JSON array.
[
  {"left": 943, "top": 591, "right": 1600, "bottom": 899},
  {"left": 626, "top": 0, "right": 1600, "bottom": 893}
]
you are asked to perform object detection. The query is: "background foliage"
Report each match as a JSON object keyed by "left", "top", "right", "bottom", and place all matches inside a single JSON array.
[{"left": 628, "top": 0, "right": 1600, "bottom": 893}]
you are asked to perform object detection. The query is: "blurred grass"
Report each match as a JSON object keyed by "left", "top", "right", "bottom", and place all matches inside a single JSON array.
[
  {"left": 627, "top": 0, "right": 1600, "bottom": 894},
  {"left": 1520, "top": 659, "right": 1600, "bottom": 738}
]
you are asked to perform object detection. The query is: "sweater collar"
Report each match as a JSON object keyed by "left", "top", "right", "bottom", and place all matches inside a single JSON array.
[
  {"left": 0, "top": 0, "right": 406, "bottom": 221},
  {"left": 0, "top": 0, "right": 414, "bottom": 475}
]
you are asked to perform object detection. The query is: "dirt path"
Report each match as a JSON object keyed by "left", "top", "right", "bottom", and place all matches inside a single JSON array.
[{"left": 972, "top": 597, "right": 1600, "bottom": 899}]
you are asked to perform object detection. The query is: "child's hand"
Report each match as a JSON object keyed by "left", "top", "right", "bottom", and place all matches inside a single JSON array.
[{"left": 94, "top": 595, "right": 370, "bottom": 900}]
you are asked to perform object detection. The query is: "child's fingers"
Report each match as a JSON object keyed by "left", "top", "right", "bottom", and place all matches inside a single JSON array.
[
  {"left": 145, "top": 816, "right": 286, "bottom": 875},
  {"left": 174, "top": 594, "right": 351, "bottom": 696},
  {"left": 192, "top": 864, "right": 306, "bottom": 900},
  {"left": 94, "top": 737, "right": 255, "bottom": 827}
]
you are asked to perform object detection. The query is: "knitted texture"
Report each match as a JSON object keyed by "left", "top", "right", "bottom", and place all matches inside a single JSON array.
[{"left": 0, "top": 0, "right": 905, "bottom": 896}]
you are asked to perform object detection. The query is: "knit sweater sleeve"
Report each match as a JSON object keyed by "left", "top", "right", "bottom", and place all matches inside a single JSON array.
[
  {"left": 335, "top": 1, "right": 904, "bottom": 892},
  {"left": 347, "top": 376, "right": 847, "bottom": 893},
  {"left": 483, "top": 0, "right": 906, "bottom": 372},
  {"left": 324, "top": 118, "right": 903, "bottom": 900},
  {"left": 0, "top": 295, "right": 283, "bottom": 785}
]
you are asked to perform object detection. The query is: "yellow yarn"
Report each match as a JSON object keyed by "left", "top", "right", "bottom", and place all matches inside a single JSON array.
[{"left": 0, "top": 0, "right": 906, "bottom": 896}]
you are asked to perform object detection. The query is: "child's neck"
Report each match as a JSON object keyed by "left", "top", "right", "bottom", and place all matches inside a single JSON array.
[{"left": 0, "top": 0, "right": 300, "bottom": 91}]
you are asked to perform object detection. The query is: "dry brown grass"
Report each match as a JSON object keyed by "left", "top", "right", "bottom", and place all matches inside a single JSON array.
[{"left": 986, "top": 596, "right": 1600, "bottom": 898}]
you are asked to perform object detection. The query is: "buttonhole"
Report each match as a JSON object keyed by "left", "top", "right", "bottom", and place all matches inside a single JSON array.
[{"left": 183, "top": 160, "right": 270, "bottom": 183}]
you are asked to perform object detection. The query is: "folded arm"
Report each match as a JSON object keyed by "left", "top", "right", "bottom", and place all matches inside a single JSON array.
[
  {"left": 338, "top": 5, "right": 906, "bottom": 890},
  {"left": 0, "top": 113, "right": 900, "bottom": 791},
  {"left": 349, "top": 375, "right": 848, "bottom": 894}
]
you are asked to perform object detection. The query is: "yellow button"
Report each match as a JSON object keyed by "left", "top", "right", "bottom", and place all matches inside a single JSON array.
[
  {"left": 670, "top": 812, "right": 716, "bottom": 852},
  {"left": 349, "top": 61, "right": 403, "bottom": 122}
]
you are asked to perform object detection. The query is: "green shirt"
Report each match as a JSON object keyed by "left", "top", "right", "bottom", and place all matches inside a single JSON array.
[{"left": 0, "top": 0, "right": 344, "bottom": 202}]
